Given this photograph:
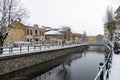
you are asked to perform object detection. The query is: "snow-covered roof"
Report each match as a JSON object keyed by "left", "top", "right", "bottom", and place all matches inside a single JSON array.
[{"left": 45, "top": 30, "right": 62, "bottom": 35}]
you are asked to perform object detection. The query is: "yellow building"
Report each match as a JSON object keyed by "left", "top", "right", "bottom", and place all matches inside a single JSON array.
[
  {"left": 4, "top": 21, "right": 26, "bottom": 45},
  {"left": 87, "top": 36, "right": 96, "bottom": 42}
]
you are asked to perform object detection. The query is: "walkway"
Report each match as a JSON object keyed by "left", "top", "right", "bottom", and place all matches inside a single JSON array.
[{"left": 110, "top": 53, "right": 120, "bottom": 80}]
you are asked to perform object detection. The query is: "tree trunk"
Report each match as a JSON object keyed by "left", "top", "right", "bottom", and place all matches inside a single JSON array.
[{"left": 0, "top": 39, "right": 4, "bottom": 54}]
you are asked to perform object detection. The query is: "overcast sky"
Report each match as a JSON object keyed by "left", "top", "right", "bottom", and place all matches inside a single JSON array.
[{"left": 21, "top": 0, "right": 120, "bottom": 36}]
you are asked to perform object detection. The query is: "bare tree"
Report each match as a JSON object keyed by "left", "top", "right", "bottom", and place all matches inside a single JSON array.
[
  {"left": 105, "top": 7, "right": 116, "bottom": 41},
  {"left": 59, "top": 26, "right": 72, "bottom": 44},
  {"left": 0, "top": 0, "right": 28, "bottom": 54}
]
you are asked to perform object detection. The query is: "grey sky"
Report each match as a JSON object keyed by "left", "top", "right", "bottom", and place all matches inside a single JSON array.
[{"left": 21, "top": 0, "right": 120, "bottom": 36}]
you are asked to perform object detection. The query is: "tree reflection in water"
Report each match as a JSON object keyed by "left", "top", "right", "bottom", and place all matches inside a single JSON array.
[
  {"left": 57, "top": 64, "right": 71, "bottom": 80},
  {"left": 32, "top": 53, "right": 83, "bottom": 80},
  {"left": 32, "top": 48, "right": 105, "bottom": 80}
]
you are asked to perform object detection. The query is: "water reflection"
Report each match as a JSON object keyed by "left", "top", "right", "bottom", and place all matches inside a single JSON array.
[
  {"left": 32, "top": 47, "right": 105, "bottom": 80},
  {"left": 32, "top": 52, "right": 83, "bottom": 80},
  {"left": 0, "top": 46, "right": 105, "bottom": 80}
]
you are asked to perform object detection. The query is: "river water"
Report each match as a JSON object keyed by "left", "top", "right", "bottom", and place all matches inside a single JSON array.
[
  {"left": 0, "top": 47, "right": 105, "bottom": 80},
  {"left": 32, "top": 47, "right": 105, "bottom": 80}
]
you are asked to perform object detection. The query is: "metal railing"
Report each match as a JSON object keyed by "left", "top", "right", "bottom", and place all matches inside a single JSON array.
[
  {"left": 0, "top": 43, "right": 82, "bottom": 55},
  {"left": 94, "top": 43, "right": 113, "bottom": 80},
  {"left": 0, "top": 41, "right": 104, "bottom": 55}
]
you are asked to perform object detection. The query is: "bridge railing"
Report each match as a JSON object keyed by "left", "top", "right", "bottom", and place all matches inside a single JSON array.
[{"left": 94, "top": 43, "right": 113, "bottom": 80}]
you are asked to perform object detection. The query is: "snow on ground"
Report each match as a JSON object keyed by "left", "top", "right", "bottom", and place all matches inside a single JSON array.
[{"left": 109, "top": 53, "right": 120, "bottom": 80}]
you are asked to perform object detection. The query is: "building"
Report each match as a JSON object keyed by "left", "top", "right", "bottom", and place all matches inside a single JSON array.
[
  {"left": 96, "top": 34, "right": 103, "bottom": 42},
  {"left": 72, "top": 33, "right": 82, "bottom": 43},
  {"left": 4, "top": 21, "right": 26, "bottom": 45},
  {"left": 26, "top": 24, "right": 45, "bottom": 44},
  {"left": 45, "top": 30, "right": 63, "bottom": 45},
  {"left": 59, "top": 27, "right": 72, "bottom": 44},
  {"left": 4, "top": 21, "right": 45, "bottom": 45},
  {"left": 87, "top": 36, "right": 96, "bottom": 42},
  {"left": 45, "top": 27, "right": 73, "bottom": 45}
]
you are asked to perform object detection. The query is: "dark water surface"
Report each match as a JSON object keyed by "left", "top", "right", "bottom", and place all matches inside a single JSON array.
[
  {"left": 32, "top": 51, "right": 105, "bottom": 80},
  {"left": 0, "top": 47, "right": 105, "bottom": 80}
]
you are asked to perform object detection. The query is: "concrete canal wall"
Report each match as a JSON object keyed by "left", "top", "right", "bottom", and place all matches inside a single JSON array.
[{"left": 0, "top": 45, "right": 87, "bottom": 75}]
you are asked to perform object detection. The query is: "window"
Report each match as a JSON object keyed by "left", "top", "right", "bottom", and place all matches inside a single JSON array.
[
  {"left": 42, "top": 31, "right": 44, "bottom": 36},
  {"left": 27, "top": 39, "right": 29, "bottom": 42},
  {"left": 30, "top": 30, "right": 32, "bottom": 35},
  {"left": 36, "top": 39, "right": 38, "bottom": 42},
  {"left": 35, "top": 30, "right": 37, "bottom": 34},
  {"left": 27, "top": 29, "right": 29, "bottom": 35},
  {"left": 39, "top": 31, "right": 41, "bottom": 36}
]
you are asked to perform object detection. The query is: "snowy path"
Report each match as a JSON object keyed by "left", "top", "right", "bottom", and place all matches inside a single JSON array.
[{"left": 109, "top": 54, "right": 120, "bottom": 80}]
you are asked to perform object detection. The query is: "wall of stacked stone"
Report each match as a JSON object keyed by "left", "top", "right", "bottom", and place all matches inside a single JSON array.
[{"left": 0, "top": 46, "right": 86, "bottom": 75}]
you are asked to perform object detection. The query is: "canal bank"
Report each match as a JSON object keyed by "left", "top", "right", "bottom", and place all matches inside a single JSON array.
[{"left": 0, "top": 45, "right": 87, "bottom": 76}]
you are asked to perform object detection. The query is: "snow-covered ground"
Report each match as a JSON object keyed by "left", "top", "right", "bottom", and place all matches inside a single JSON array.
[{"left": 109, "top": 53, "right": 120, "bottom": 80}]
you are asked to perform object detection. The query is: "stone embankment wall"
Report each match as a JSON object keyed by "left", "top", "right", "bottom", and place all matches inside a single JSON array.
[{"left": 0, "top": 46, "right": 86, "bottom": 75}]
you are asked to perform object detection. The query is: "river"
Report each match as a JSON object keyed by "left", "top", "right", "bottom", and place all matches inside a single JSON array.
[
  {"left": 0, "top": 46, "right": 106, "bottom": 80},
  {"left": 32, "top": 47, "right": 105, "bottom": 80}
]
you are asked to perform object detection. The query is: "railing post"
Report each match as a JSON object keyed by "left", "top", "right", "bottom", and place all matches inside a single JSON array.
[
  {"left": 105, "top": 58, "right": 109, "bottom": 79},
  {"left": 34, "top": 45, "right": 36, "bottom": 51},
  {"left": 99, "top": 62, "right": 104, "bottom": 80},
  {"left": 20, "top": 46, "right": 22, "bottom": 53},
  {"left": 9, "top": 47, "right": 10, "bottom": 54},
  {"left": 11, "top": 47, "right": 13, "bottom": 53},
  {"left": 44, "top": 45, "right": 46, "bottom": 50},
  {"left": 28, "top": 45, "right": 29, "bottom": 52},
  {"left": 40, "top": 45, "right": 41, "bottom": 50}
]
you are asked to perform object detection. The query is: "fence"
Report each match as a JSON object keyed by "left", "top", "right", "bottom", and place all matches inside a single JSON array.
[
  {"left": 0, "top": 43, "right": 80, "bottom": 55},
  {"left": 0, "top": 41, "right": 104, "bottom": 55},
  {"left": 94, "top": 43, "right": 113, "bottom": 80}
]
